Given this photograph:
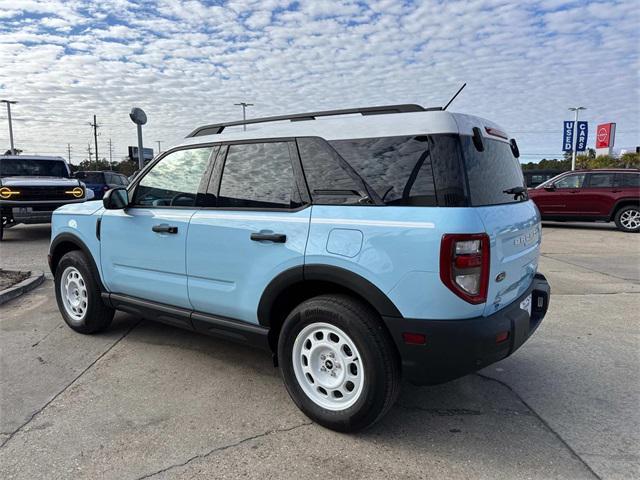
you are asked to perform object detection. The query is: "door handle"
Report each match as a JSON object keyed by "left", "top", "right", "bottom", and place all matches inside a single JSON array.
[
  {"left": 152, "top": 224, "right": 178, "bottom": 234},
  {"left": 250, "top": 232, "right": 286, "bottom": 243}
]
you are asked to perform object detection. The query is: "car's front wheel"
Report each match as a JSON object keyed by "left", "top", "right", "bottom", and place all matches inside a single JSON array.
[
  {"left": 278, "top": 294, "right": 400, "bottom": 432},
  {"left": 614, "top": 205, "right": 640, "bottom": 233},
  {"left": 54, "top": 250, "right": 114, "bottom": 333}
]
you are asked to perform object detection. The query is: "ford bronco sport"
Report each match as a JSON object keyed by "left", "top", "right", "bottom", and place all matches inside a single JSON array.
[
  {"left": 1, "top": 155, "right": 93, "bottom": 240},
  {"left": 49, "top": 105, "right": 550, "bottom": 432}
]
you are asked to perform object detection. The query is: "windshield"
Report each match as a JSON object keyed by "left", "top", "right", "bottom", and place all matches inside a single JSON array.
[
  {"left": 460, "top": 136, "right": 527, "bottom": 206},
  {"left": 75, "top": 172, "right": 104, "bottom": 183},
  {"left": 0, "top": 158, "right": 69, "bottom": 178}
]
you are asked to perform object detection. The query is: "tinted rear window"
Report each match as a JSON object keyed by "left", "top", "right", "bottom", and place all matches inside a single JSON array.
[
  {"left": 1, "top": 158, "right": 69, "bottom": 177},
  {"left": 460, "top": 136, "right": 526, "bottom": 206},
  {"left": 617, "top": 173, "right": 640, "bottom": 188},
  {"left": 329, "top": 136, "right": 437, "bottom": 206}
]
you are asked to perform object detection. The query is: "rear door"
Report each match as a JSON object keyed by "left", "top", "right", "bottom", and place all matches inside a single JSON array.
[
  {"left": 581, "top": 172, "right": 617, "bottom": 216},
  {"left": 100, "top": 147, "right": 214, "bottom": 310},
  {"left": 459, "top": 134, "right": 541, "bottom": 315},
  {"left": 187, "top": 140, "right": 311, "bottom": 326}
]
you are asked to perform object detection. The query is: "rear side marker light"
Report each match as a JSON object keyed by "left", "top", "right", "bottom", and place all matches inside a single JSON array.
[
  {"left": 496, "top": 331, "right": 510, "bottom": 344},
  {"left": 440, "top": 233, "right": 490, "bottom": 304},
  {"left": 402, "top": 332, "right": 427, "bottom": 345}
]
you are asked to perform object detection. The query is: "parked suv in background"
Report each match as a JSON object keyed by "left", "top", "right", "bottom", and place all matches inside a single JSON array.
[
  {"left": 0, "top": 155, "right": 93, "bottom": 240},
  {"left": 49, "top": 105, "right": 550, "bottom": 431},
  {"left": 528, "top": 169, "right": 640, "bottom": 232},
  {"left": 75, "top": 171, "right": 130, "bottom": 199}
]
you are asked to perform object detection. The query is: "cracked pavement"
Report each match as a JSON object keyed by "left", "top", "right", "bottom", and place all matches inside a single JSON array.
[{"left": 0, "top": 221, "right": 638, "bottom": 479}]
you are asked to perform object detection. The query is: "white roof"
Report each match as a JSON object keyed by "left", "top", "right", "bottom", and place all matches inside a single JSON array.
[
  {"left": 178, "top": 111, "right": 510, "bottom": 147},
  {"left": 0, "top": 155, "right": 67, "bottom": 162}
]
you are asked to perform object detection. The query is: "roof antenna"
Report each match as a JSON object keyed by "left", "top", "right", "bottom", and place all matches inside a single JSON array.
[{"left": 442, "top": 83, "right": 466, "bottom": 111}]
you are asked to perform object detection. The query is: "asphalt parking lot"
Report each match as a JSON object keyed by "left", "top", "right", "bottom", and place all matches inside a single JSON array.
[{"left": 1, "top": 222, "right": 638, "bottom": 479}]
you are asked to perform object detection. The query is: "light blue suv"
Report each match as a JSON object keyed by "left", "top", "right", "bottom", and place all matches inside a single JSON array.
[{"left": 49, "top": 104, "right": 550, "bottom": 432}]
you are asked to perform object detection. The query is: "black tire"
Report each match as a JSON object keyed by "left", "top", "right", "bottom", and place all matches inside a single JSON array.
[
  {"left": 278, "top": 294, "right": 400, "bottom": 432},
  {"left": 614, "top": 205, "right": 640, "bottom": 233},
  {"left": 54, "top": 250, "right": 114, "bottom": 334}
]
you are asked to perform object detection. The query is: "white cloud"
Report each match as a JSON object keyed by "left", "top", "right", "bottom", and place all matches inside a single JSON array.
[{"left": 0, "top": 0, "right": 637, "bottom": 161}]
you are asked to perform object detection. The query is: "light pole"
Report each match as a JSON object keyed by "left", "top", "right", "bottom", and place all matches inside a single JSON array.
[
  {"left": 568, "top": 106, "right": 586, "bottom": 171},
  {"left": 234, "top": 102, "right": 253, "bottom": 131},
  {"left": 129, "top": 107, "right": 147, "bottom": 170},
  {"left": 1, "top": 99, "right": 17, "bottom": 155}
]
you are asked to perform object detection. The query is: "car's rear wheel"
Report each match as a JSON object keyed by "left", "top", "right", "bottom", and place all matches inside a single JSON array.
[
  {"left": 614, "top": 205, "right": 640, "bottom": 233},
  {"left": 278, "top": 294, "right": 400, "bottom": 432},
  {"left": 54, "top": 250, "right": 114, "bottom": 333}
]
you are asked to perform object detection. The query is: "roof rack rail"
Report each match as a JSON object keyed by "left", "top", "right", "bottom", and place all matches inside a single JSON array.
[{"left": 187, "top": 104, "right": 436, "bottom": 137}]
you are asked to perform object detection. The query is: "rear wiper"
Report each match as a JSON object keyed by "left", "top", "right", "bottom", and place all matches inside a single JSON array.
[{"left": 503, "top": 186, "right": 527, "bottom": 200}]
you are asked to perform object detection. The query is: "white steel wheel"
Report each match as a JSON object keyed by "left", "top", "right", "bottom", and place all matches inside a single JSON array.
[
  {"left": 60, "top": 266, "right": 89, "bottom": 324},
  {"left": 292, "top": 322, "right": 365, "bottom": 411},
  {"left": 620, "top": 208, "right": 640, "bottom": 231}
]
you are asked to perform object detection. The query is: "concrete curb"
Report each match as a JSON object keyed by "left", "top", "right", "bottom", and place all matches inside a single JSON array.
[{"left": 0, "top": 270, "right": 45, "bottom": 305}]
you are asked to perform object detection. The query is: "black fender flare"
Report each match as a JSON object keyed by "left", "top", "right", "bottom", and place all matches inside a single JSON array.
[
  {"left": 49, "top": 233, "right": 106, "bottom": 293},
  {"left": 257, "top": 264, "right": 402, "bottom": 327}
]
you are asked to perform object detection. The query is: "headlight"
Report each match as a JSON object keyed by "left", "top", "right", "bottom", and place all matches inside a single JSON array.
[
  {"left": 0, "top": 187, "right": 20, "bottom": 199},
  {"left": 65, "top": 187, "right": 85, "bottom": 198}
]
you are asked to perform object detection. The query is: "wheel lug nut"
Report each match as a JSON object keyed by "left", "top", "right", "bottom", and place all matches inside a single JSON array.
[{"left": 321, "top": 354, "right": 326, "bottom": 360}]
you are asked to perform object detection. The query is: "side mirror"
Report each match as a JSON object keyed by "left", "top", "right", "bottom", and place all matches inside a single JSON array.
[
  {"left": 103, "top": 187, "right": 129, "bottom": 210},
  {"left": 544, "top": 185, "right": 556, "bottom": 192}
]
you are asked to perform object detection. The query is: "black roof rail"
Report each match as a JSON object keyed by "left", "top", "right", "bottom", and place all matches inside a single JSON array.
[{"left": 186, "top": 104, "right": 435, "bottom": 137}]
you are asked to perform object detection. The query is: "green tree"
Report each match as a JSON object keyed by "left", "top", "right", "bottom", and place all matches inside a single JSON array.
[{"left": 620, "top": 152, "right": 640, "bottom": 168}]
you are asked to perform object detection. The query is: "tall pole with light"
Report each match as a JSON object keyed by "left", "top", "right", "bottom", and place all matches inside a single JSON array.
[
  {"left": 234, "top": 102, "right": 254, "bottom": 131},
  {"left": 129, "top": 107, "right": 147, "bottom": 170},
  {"left": 568, "top": 106, "right": 586, "bottom": 171},
  {"left": 1, "top": 99, "right": 17, "bottom": 155}
]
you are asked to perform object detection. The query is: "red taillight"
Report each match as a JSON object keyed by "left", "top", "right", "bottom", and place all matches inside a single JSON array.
[
  {"left": 402, "top": 332, "right": 427, "bottom": 345},
  {"left": 440, "top": 233, "right": 490, "bottom": 304}
]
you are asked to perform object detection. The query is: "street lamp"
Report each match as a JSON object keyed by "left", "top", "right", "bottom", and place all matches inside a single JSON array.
[
  {"left": 1, "top": 99, "right": 17, "bottom": 155},
  {"left": 129, "top": 107, "right": 147, "bottom": 170},
  {"left": 568, "top": 106, "right": 587, "bottom": 171},
  {"left": 234, "top": 102, "right": 254, "bottom": 131}
]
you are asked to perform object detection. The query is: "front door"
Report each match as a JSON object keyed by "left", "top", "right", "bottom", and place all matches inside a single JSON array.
[
  {"left": 536, "top": 172, "right": 586, "bottom": 216},
  {"left": 187, "top": 141, "right": 311, "bottom": 325},
  {"left": 101, "top": 146, "right": 214, "bottom": 309}
]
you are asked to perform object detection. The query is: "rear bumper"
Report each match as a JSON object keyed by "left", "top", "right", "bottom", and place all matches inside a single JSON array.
[{"left": 382, "top": 273, "right": 550, "bottom": 385}]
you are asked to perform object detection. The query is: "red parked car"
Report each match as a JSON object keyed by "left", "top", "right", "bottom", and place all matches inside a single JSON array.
[{"left": 528, "top": 169, "right": 640, "bottom": 233}]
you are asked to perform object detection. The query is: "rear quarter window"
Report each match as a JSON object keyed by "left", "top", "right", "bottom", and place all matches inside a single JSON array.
[{"left": 328, "top": 135, "right": 437, "bottom": 206}]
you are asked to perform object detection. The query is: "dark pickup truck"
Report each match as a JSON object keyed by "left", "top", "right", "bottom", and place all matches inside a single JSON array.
[{"left": 0, "top": 155, "right": 93, "bottom": 240}]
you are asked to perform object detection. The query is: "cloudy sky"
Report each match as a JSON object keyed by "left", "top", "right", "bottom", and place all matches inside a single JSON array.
[{"left": 0, "top": 0, "right": 638, "bottom": 164}]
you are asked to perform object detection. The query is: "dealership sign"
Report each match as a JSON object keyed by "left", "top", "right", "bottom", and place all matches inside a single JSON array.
[
  {"left": 562, "top": 121, "right": 588, "bottom": 151},
  {"left": 562, "top": 121, "right": 574, "bottom": 151},
  {"left": 576, "top": 121, "right": 588, "bottom": 151},
  {"left": 596, "top": 123, "right": 616, "bottom": 149}
]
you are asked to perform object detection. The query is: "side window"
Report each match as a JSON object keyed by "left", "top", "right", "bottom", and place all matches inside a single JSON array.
[
  {"left": 616, "top": 173, "right": 640, "bottom": 188},
  {"left": 588, "top": 173, "right": 615, "bottom": 188},
  {"left": 120, "top": 175, "right": 130, "bottom": 186},
  {"left": 555, "top": 173, "right": 586, "bottom": 189},
  {"left": 132, "top": 147, "right": 212, "bottom": 207},
  {"left": 217, "top": 142, "right": 299, "bottom": 209},
  {"left": 329, "top": 136, "right": 437, "bottom": 206},
  {"left": 297, "top": 137, "right": 363, "bottom": 205},
  {"left": 105, "top": 173, "right": 116, "bottom": 185}
]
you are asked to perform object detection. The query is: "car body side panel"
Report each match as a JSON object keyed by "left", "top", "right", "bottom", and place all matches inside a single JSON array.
[
  {"left": 100, "top": 207, "right": 196, "bottom": 309},
  {"left": 50, "top": 201, "right": 105, "bottom": 278},
  {"left": 306, "top": 205, "right": 487, "bottom": 320},
  {"left": 186, "top": 208, "right": 312, "bottom": 324}
]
